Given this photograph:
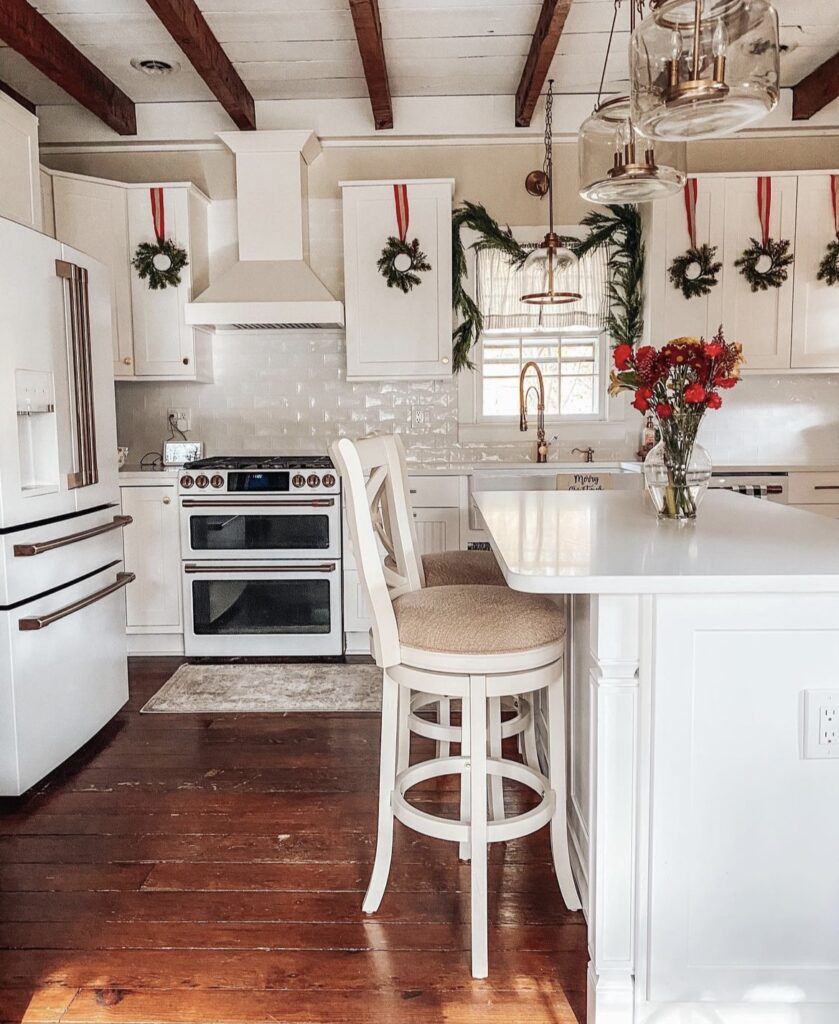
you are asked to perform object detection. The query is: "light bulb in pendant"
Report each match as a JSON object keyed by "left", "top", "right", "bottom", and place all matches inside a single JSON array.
[
  {"left": 712, "top": 20, "right": 728, "bottom": 59},
  {"left": 669, "top": 28, "right": 683, "bottom": 62},
  {"left": 615, "top": 119, "right": 631, "bottom": 156}
]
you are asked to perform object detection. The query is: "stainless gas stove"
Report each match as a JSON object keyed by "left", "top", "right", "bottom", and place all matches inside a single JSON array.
[{"left": 178, "top": 455, "right": 342, "bottom": 657}]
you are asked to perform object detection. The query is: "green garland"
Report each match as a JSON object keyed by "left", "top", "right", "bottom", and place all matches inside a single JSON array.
[
  {"left": 376, "top": 236, "right": 431, "bottom": 293},
  {"left": 451, "top": 201, "right": 644, "bottom": 371},
  {"left": 668, "top": 243, "right": 722, "bottom": 299},
  {"left": 132, "top": 239, "right": 189, "bottom": 290},
  {"left": 817, "top": 237, "right": 839, "bottom": 286},
  {"left": 734, "top": 236, "right": 794, "bottom": 292}
]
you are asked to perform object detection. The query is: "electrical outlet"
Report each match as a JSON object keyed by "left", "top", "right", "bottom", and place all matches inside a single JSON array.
[
  {"left": 803, "top": 690, "right": 839, "bottom": 759},
  {"left": 167, "top": 407, "right": 191, "bottom": 433},
  {"left": 411, "top": 406, "right": 426, "bottom": 428}
]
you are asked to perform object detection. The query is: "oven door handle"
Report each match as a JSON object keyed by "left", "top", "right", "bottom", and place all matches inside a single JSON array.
[
  {"left": 13, "top": 515, "right": 133, "bottom": 557},
  {"left": 181, "top": 499, "right": 335, "bottom": 508},
  {"left": 18, "top": 570, "right": 135, "bottom": 631},
  {"left": 184, "top": 562, "right": 337, "bottom": 574}
]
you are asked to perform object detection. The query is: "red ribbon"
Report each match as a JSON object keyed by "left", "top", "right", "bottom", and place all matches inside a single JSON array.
[
  {"left": 757, "top": 176, "right": 771, "bottom": 247},
  {"left": 393, "top": 183, "right": 409, "bottom": 243},
  {"left": 683, "top": 178, "right": 698, "bottom": 249},
  {"left": 150, "top": 187, "right": 166, "bottom": 245},
  {"left": 831, "top": 175, "right": 839, "bottom": 237}
]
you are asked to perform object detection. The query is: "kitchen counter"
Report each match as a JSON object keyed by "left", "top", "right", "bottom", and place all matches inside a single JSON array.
[
  {"left": 119, "top": 465, "right": 180, "bottom": 484},
  {"left": 475, "top": 486, "right": 839, "bottom": 1024}
]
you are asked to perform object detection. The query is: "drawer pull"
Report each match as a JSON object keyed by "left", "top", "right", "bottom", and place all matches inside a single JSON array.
[
  {"left": 814, "top": 486, "right": 839, "bottom": 491},
  {"left": 19, "top": 571, "right": 135, "bottom": 631},
  {"left": 13, "top": 515, "right": 133, "bottom": 557}
]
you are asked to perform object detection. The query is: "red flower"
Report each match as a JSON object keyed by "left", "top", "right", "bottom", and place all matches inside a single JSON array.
[
  {"left": 714, "top": 376, "right": 738, "bottom": 389},
  {"left": 704, "top": 342, "right": 724, "bottom": 358},
  {"left": 706, "top": 392, "right": 722, "bottom": 410},
  {"left": 613, "top": 344, "right": 633, "bottom": 370},
  {"left": 655, "top": 402, "right": 673, "bottom": 419},
  {"left": 632, "top": 386, "right": 653, "bottom": 413},
  {"left": 684, "top": 383, "right": 706, "bottom": 404}
]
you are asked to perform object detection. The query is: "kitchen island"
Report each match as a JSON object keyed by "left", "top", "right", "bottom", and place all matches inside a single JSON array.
[{"left": 475, "top": 489, "right": 839, "bottom": 1024}]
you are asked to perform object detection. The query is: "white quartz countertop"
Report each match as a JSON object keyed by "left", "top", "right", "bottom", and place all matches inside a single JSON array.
[
  {"left": 119, "top": 465, "right": 180, "bottom": 483},
  {"left": 474, "top": 489, "right": 839, "bottom": 595}
]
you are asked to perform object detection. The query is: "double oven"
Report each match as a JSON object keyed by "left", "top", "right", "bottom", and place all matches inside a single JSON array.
[{"left": 179, "top": 456, "right": 342, "bottom": 656}]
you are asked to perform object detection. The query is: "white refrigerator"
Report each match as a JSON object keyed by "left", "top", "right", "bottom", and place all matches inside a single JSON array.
[{"left": 0, "top": 216, "right": 131, "bottom": 796}]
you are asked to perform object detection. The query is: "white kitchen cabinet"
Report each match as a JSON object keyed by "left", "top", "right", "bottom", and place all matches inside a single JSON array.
[
  {"left": 341, "top": 179, "right": 454, "bottom": 380},
  {"left": 39, "top": 169, "right": 55, "bottom": 237},
  {"left": 791, "top": 175, "right": 839, "bottom": 369},
  {"left": 53, "top": 173, "right": 135, "bottom": 378},
  {"left": 120, "top": 483, "right": 182, "bottom": 633},
  {"left": 411, "top": 507, "right": 460, "bottom": 553},
  {"left": 0, "top": 94, "right": 41, "bottom": 231}
]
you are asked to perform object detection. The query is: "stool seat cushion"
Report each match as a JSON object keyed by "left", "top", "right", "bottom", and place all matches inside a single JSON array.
[
  {"left": 393, "top": 585, "right": 565, "bottom": 656},
  {"left": 422, "top": 550, "right": 506, "bottom": 588}
]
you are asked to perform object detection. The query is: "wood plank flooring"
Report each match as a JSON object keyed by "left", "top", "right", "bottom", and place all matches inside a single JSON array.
[{"left": 0, "top": 657, "right": 586, "bottom": 1023}]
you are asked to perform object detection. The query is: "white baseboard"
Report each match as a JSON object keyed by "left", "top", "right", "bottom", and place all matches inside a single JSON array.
[{"left": 127, "top": 633, "right": 185, "bottom": 655}]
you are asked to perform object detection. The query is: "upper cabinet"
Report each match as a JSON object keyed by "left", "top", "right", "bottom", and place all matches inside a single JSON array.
[
  {"left": 0, "top": 96, "right": 41, "bottom": 231},
  {"left": 341, "top": 179, "right": 454, "bottom": 380},
  {"left": 51, "top": 172, "right": 212, "bottom": 382},
  {"left": 650, "top": 172, "right": 839, "bottom": 373}
]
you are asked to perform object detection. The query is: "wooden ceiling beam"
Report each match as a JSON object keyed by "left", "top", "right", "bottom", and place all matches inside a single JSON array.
[
  {"left": 144, "top": 0, "right": 256, "bottom": 131},
  {"left": 349, "top": 0, "right": 393, "bottom": 131},
  {"left": 792, "top": 51, "right": 839, "bottom": 121},
  {"left": 0, "top": 0, "right": 136, "bottom": 134},
  {"left": 515, "top": 0, "right": 573, "bottom": 128},
  {"left": 0, "top": 78, "right": 36, "bottom": 115}
]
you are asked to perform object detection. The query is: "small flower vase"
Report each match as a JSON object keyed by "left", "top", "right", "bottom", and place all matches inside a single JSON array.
[{"left": 643, "top": 427, "right": 712, "bottom": 521}]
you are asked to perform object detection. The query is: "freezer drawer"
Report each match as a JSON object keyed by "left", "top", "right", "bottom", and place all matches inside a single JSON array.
[
  {"left": 0, "top": 561, "right": 131, "bottom": 796},
  {"left": 0, "top": 503, "right": 130, "bottom": 606}
]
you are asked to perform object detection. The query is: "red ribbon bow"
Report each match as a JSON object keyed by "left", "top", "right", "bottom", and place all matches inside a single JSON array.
[
  {"left": 393, "top": 183, "right": 409, "bottom": 243},
  {"left": 831, "top": 175, "right": 839, "bottom": 238},
  {"left": 683, "top": 178, "right": 698, "bottom": 249},
  {"left": 757, "top": 176, "right": 772, "bottom": 248},
  {"left": 150, "top": 187, "right": 166, "bottom": 245}
]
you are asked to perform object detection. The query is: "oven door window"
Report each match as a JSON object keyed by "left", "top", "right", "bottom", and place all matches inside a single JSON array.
[
  {"left": 189, "top": 514, "right": 330, "bottom": 552},
  {"left": 191, "top": 578, "right": 332, "bottom": 635}
]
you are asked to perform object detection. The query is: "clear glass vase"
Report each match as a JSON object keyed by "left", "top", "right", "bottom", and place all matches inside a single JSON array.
[{"left": 643, "top": 435, "right": 712, "bottom": 520}]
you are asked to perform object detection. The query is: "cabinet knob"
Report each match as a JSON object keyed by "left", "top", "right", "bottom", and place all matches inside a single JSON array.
[
  {"left": 163, "top": 496, "right": 171, "bottom": 505},
  {"left": 123, "top": 356, "right": 132, "bottom": 365},
  {"left": 182, "top": 357, "right": 190, "bottom": 366},
  {"left": 442, "top": 356, "right": 449, "bottom": 365}
]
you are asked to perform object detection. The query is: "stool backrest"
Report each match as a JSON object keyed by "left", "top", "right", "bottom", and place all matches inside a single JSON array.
[
  {"left": 330, "top": 435, "right": 421, "bottom": 667},
  {"left": 388, "top": 433, "right": 427, "bottom": 587}
]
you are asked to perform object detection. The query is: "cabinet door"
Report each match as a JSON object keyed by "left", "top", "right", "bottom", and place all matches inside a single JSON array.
[
  {"left": 53, "top": 175, "right": 135, "bottom": 377},
  {"left": 127, "top": 187, "right": 195, "bottom": 377},
  {"left": 40, "top": 170, "right": 55, "bottom": 237},
  {"left": 791, "top": 174, "right": 839, "bottom": 369},
  {"left": 649, "top": 179, "right": 725, "bottom": 341},
  {"left": 120, "top": 485, "right": 182, "bottom": 631},
  {"left": 0, "top": 95, "right": 41, "bottom": 230},
  {"left": 721, "top": 176, "right": 797, "bottom": 369},
  {"left": 411, "top": 507, "right": 459, "bottom": 554},
  {"left": 343, "top": 181, "right": 453, "bottom": 380}
]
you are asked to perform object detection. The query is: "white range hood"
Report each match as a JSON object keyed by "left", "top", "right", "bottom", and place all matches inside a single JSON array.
[{"left": 185, "top": 130, "right": 344, "bottom": 331}]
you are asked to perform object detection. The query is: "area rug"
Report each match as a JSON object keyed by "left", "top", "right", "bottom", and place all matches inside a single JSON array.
[{"left": 141, "top": 663, "right": 382, "bottom": 714}]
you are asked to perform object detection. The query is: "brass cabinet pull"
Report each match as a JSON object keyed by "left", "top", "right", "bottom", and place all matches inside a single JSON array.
[
  {"left": 184, "top": 563, "right": 336, "bottom": 575},
  {"left": 18, "top": 571, "right": 135, "bottom": 631},
  {"left": 181, "top": 498, "right": 335, "bottom": 508},
  {"left": 814, "top": 485, "right": 839, "bottom": 491},
  {"left": 13, "top": 515, "right": 133, "bottom": 557}
]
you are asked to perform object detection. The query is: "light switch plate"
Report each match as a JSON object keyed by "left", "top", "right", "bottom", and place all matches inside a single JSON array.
[{"left": 803, "top": 689, "right": 839, "bottom": 759}]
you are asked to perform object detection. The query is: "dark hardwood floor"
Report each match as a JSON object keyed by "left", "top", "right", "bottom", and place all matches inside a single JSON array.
[{"left": 0, "top": 657, "right": 586, "bottom": 1023}]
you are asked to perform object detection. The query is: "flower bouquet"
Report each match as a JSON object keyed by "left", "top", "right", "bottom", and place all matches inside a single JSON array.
[{"left": 609, "top": 328, "right": 743, "bottom": 520}]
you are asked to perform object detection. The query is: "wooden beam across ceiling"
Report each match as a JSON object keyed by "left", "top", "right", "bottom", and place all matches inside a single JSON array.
[
  {"left": 515, "top": 0, "right": 573, "bottom": 128},
  {"left": 349, "top": 0, "right": 393, "bottom": 131},
  {"left": 792, "top": 51, "right": 839, "bottom": 121},
  {"left": 0, "top": 0, "right": 136, "bottom": 134},
  {"left": 144, "top": 0, "right": 256, "bottom": 131}
]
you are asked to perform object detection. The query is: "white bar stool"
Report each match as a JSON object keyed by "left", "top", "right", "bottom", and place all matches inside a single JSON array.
[{"left": 332, "top": 435, "right": 581, "bottom": 979}]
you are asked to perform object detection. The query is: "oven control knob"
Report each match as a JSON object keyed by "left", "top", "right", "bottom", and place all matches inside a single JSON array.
[
  {"left": 322, "top": 473, "right": 336, "bottom": 488},
  {"left": 181, "top": 475, "right": 194, "bottom": 488},
  {"left": 307, "top": 474, "right": 321, "bottom": 488},
  {"left": 195, "top": 475, "right": 209, "bottom": 489},
  {"left": 292, "top": 474, "right": 306, "bottom": 488},
  {"left": 210, "top": 475, "right": 225, "bottom": 489}
]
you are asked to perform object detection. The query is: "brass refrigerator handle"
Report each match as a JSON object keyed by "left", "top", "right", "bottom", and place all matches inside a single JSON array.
[
  {"left": 18, "top": 571, "right": 135, "bottom": 631},
  {"left": 181, "top": 498, "right": 335, "bottom": 508},
  {"left": 13, "top": 515, "right": 133, "bottom": 557},
  {"left": 184, "top": 563, "right": 336, "bottom": 574},
  {"left": 57, "top": 259, "right": 99, "bottom": 491}
]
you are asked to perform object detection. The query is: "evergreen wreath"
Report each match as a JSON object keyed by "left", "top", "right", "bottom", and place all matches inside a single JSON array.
[
  {"left": 668, "top": 243, "right": 722, "bottom": 299},
  {"left": 450, "top": 201, "right": 644, "bottom": 371},
  {"left": 734, "top": 237, "right": 794, "bottom": 292},
  {"left": 132, "top": 239, "right": 189, "bottom": 290},
  {"left": 816, "top": 237, "right": 839, "bottom": 286},
  {"left": 376, "top": 236, "right": 431, "bottom": 293}
]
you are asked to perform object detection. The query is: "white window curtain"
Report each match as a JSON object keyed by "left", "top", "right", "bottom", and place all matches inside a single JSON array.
[{"left": 475, "top": 243, "right": 610, "bottom": 330}]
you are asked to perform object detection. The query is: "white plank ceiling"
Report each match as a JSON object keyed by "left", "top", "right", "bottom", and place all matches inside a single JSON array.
[{"left": 0, "top": 0, "right": 836, "bottom": 114}]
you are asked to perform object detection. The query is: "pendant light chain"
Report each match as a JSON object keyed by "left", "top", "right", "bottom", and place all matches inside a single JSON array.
[{"left": 544, "top": 80, "right": 554, "bottom": 235}]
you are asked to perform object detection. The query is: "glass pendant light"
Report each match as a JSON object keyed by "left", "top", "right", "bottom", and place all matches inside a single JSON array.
[
  {"left": 579, "top": 0, "right": 686, "bottom": 204},
  {"left": 630, "top": 0, "right": 780, "bottom": 140},
  {"left": 522, "top": 80, "right": 581, "bottom": 305}
]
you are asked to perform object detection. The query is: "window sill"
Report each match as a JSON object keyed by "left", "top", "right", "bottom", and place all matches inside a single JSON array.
[{"left": 458, "top": 420, "right": 631, "bottom": 444}]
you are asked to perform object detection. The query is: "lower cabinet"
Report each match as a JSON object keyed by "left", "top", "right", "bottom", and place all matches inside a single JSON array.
[{"left": 120, "top": 481, "right": 183, "bottom": 651}]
